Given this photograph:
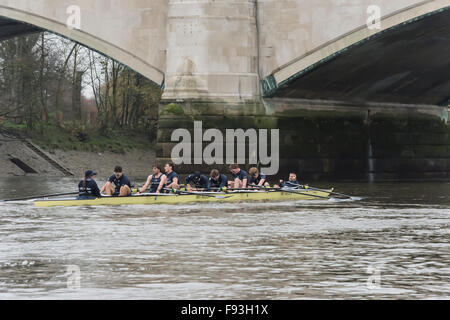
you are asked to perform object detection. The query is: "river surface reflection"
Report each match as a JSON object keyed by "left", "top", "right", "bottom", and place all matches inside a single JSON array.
[{"left": 0, "top": 177, "right": 449, "bottom": 299}]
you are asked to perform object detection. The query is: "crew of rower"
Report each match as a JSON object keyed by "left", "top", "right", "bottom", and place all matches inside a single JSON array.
[
  {"left": 100, "top": 165, "right": 132, "bottom": 197},
  {"left": 185, "top": 171, "right": 209, "bottom": 191},
  {"left": 77, "top": 162, "right": 303, "bottom": 198},
  {"left": 274, "top": 172, "right": 300, "bottom": 189},
  {"left": 138, "top": 164, "right": 165, "bottom": 194},
  {"left": 248, "top": 167, "right": 270, "bottom": 188},
  {"left": 209, "top": 169, "right": 228, "bottom": 191},
  {"left": 78, "top": 170, "right": 101, "bottom": 199}
]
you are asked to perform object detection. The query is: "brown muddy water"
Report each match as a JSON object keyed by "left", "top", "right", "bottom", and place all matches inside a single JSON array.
[{"left": 0, "top": 177, "right": 448, "bottom": 299}]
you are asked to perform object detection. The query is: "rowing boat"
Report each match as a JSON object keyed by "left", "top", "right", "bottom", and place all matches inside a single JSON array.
[
  {"left": 33, "top": 188, "right": 333, "bottom": 207},
  {"left": 34, "top": 189, "right": 333, "bottom": 207}
]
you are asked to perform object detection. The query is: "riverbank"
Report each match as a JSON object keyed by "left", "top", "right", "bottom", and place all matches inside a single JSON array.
[
  {"left": 50, "top": 148, "right": 156, "bottom": 180},
  {"left": 0, "top": 125, "right": 156, "bottom": 179}
]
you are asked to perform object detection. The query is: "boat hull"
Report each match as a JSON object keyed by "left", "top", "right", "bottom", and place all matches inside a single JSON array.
[{"left": 34, "top": 189, "right": 332, "bottom": 207}]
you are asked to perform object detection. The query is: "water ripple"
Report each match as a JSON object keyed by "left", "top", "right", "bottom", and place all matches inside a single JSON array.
[{"left": 0, "top": 179, "right": 449, "bottom": 299}]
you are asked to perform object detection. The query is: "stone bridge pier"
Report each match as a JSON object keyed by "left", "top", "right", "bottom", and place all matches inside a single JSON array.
[
  {"left": 157, "top": 98, "right": 450, "bottom": 181},
  {"left": 157, "top": 0, "right": 450, "bottom": 181}
]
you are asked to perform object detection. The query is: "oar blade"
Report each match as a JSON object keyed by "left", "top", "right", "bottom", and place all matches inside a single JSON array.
[{"left": 2, "top": 192, "right": 79, "bottom": 202}]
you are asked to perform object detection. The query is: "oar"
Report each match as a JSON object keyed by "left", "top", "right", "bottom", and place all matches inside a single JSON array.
[
  {"left": 208, "top": 186, "right": 277, "bottom": 191},
  {"left": 247, "top": 185, "right": 331, "bottom": 199},
  {"left": 163, "top": 188, "right": 231, "bottom": 199},
  {"left": 284, "top": 183, "right": 353, "bottom": 199},
  {"left": 1, "top": 192, "right": 79, "bottom": 202},
  {"left": 209, "top": 186, "right": 330, "bottom": 200},
  {"left": 308, "top": 187, "right": 354, "bottom": 199}
]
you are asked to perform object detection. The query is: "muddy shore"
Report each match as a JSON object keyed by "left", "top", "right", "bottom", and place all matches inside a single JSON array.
[
  {"left": 51, "top": 149, "right": 156, "bottom": 180},
  {"left": 0, "top": 132, "right": 156, "bottom": 180}
]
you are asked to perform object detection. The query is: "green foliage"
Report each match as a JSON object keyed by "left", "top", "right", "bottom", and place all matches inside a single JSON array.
[
  {"left": 162, "top": 103, "right": 184, "bottom": 115},
  {"left": 63, "top": 121, "right": 89, "bottom": 142},
  {"left": 0, "top": 121, "right": 27, "bottom": 130}
]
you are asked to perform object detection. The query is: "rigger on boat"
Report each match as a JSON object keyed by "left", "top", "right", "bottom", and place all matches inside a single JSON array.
[{"left": 30, "top": 163, "right": 349, "bottom": 207}]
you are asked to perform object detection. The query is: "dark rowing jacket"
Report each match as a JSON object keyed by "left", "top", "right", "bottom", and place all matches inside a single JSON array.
[
  {"left": 231, "top": 169, "right": 248, "bottom": 181},
  {"left": 249, "top": 173, "right": 266, "bottom": 185},
  {"left": 149, "top": 173, "right": 164, "bottom": 193},
  {"left": 185, "top": 174, "right": 209, "bottom": 189},
  {"left": 78, "top": 178, "right": 101, "bottom": 197},
  {"left": 108, "top": 174, "right": 131, "bottom": 193},
  {"left": 208, "top": 174, "right": 228, "bottom": 189},
  {"left": 281, "top": 180, "right": 299, "bottom": 188},
  {"left": 165, "top": 171, "right": 179, "bottom": 186}
]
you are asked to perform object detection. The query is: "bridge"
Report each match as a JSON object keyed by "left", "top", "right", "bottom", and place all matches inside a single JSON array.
[
  {"left": 1, "top": 0, "right": 450, "bottom": 180},
  {"left": 1, "top": 0, "right": 449, "bottom": 103}
]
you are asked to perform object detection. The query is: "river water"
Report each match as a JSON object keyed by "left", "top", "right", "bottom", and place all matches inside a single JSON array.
[{"left": 0, "top": 176, "right": 448, "bottom": 299}]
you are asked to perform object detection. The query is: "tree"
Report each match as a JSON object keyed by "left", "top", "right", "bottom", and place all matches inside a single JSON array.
[{"left": 0, "top": 31, "right": 161, "bottom": 140}]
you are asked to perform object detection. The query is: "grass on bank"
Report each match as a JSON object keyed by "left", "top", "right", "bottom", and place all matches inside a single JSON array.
[{"left": 0, "top": 121, "right": 155, "bottom": 154}]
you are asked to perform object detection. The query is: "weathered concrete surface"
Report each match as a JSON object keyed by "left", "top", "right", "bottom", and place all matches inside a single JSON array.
[
  {"left": 0, "top": 132, "right": 63, "bottom": 176},
  {"left": 1, "top": 0, "right": 447, "bottom": 102},
  {"left": 163, "top": 0, "right": 259, "bottom": 101},
  {"left": 157, "top": 99, "right": 450, "bottom": 181},
  {"left": 0, "top": 0, "right": 167, "bottom": 85},
  {"left": 266, "top": 98, "right": 450, "bottom": 180}
]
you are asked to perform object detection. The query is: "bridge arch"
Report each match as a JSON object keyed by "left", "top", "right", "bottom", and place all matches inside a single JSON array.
[
  {"left": 262, "top": 1, "right": 450, "bottom": 105},
  {"left": 0, "top": 4, "right": 165, "bottom": 87}
]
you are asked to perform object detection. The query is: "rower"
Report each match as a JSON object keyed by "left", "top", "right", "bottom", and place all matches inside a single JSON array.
[
  {"left": 137, "top": 164, "right": 166, "bottom": 194},
  {"left": 161, "top": 162, "right": 179, "bottom": 193},
  {"left": 275, "top": 172, "right": 300, "bottom": 189},
  {"left": 78, "top": 170, "right": 101, "bottom": 199},
  {"left": 248, "top": 167, "right": 270, "bottom": 188},
  {"left": 185, "top": 171, "right": 209, "bottom": 191},
  {"left": 208, "top": 169, "right": 228, "bottom": 190},
  {"left": 228, "top": 163, "right": 248, "bottom": 189},
  {"left": 100, "top": 165, "right": 132, "bottom": 196}
]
